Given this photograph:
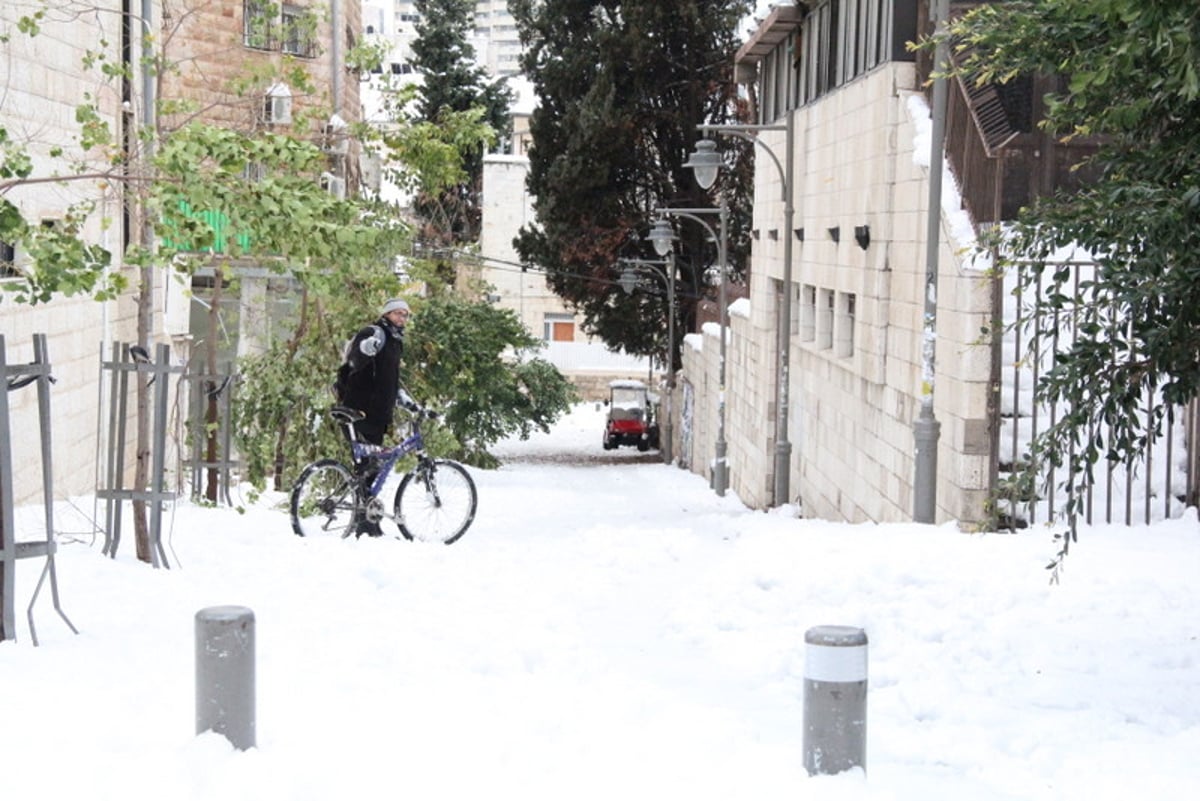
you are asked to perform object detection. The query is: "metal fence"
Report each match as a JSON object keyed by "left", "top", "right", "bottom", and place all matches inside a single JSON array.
[
  {"left": 1, "top": 334, "right": 77, "bottom": 644},
  {"left": 995, "top": 261, "right": 1200, "bottom": 528}
]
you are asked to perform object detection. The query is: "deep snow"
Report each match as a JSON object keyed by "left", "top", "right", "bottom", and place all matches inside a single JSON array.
[{"left": 2, "top": 402, "right": 1199, "bottom": 800}]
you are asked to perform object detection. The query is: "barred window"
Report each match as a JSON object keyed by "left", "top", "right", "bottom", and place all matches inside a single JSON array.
[
  {"left": 243, "top": 0, "right": 277, "bottom": 50},
  {"left": 1, "top": 240, "right": 18, "bottom": 279},
  {"left": 281, "top": 4, "right": 319, "bottom": 58},
  {"left": 244, "top": 1, "right": 319, "bottom": 58}
]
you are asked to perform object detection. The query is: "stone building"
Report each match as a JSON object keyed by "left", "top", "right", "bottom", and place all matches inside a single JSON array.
[{"left": 673, "top": 0, "right": 1175, "bottom": 525}]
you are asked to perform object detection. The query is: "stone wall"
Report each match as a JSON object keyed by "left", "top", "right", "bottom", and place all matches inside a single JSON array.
[{"left": 677, "top": 65, "right": 994, "bottom": 526}]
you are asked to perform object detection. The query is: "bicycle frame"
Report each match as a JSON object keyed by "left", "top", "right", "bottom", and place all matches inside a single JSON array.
[{"left": 349, "top": 425, "right": 426, "bottom": 498}]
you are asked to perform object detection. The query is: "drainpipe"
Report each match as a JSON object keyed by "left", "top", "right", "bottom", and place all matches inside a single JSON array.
[
  {"left": 914, "top": 0, "right": 948, "bottom": 523},
  {"left": 331, "top": 0, "right": 343, "bottom": 114}
]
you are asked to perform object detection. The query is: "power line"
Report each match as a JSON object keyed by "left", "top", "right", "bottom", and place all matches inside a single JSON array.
[{"left": 408, "top": 243, "right": 705, "bottom": 300}]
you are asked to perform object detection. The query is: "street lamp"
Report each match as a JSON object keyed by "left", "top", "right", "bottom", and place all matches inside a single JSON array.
[
  {"left": 618, "top": 254, "right": 676, "bottom": 466},
  {"left": 914, "top": 0, "right": 950, "bottom": 523},
  {"left": 652, "top": 202, "right": 730, "bottom": 496},
  {"left": 686, "top": 116, "right": 795, "bottom": 507}
]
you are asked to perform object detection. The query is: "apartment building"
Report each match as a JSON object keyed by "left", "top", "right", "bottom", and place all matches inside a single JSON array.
[
  {"left": 2, "top": 1, "right": 151, "bottom": 504},
  {"left": 362, "top": 1, "right": 522, "bottom": 77},
  {"left": 1, "top": 0, "right": 363, "bottom": 506}
]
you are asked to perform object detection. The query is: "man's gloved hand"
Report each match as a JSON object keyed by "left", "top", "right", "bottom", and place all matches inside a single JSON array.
[
  {"left": 395, "top": 387, "right": 421, "bottom": 412},
  {"left": 359, "top": 328, "right": 386, "bottom": 357}
]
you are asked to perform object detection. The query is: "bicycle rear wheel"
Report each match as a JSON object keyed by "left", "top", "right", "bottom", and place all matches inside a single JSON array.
[
  {"left": 393, "top": 459, "right": 477, "bottom": 544},
  {"left": 290, "top": 459, "right": 358, "bottom": 538}
]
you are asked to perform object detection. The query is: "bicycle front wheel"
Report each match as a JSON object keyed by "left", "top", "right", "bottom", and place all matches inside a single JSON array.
[
  {"left": 290, "top": 459, "right": 359, "bottom": 539},
  {"left": 393, "top": 459, "right": 477, "bottom": 544}
]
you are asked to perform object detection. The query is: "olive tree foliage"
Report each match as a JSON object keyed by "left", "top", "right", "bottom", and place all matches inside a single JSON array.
[
  {"left": 508, "top": 0, "right": 754, "bottom": 369},
  {"left": 1, "top": 10, "right": 120, "bottom": 302},
  {"left": 3, "top": 2, "right": 406, "bottom": 554},
  {"left": 236, "top": 251, "right": 579, "bottom": 487},
  {"left": 930, "top": 0, "right": 1200, "bottom": 572},
  {"left": 401, "top": 284, "right": 580, "bottom": 470},
  {"left": 233, "top": 254, "right": 406, "bottom": 492}
]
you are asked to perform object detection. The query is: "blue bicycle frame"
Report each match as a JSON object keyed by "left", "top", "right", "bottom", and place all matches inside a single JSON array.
[{"left": 350, "top": 426, "right": 425, "bottom": 498}]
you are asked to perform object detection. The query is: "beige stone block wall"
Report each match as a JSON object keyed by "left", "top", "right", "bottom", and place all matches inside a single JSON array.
[
  {"left": 722, "top": 305, "right": 776, "bottom": 509},
  {"left": 481, "top": 155, "right": 589, "bottom": 344},
  {"left": 161, "top": 0, "right": 362, "bottom": 134},
  {"left": 1, "top": 2, "right": 142, "bottom": 505},
  {"left": 679, "top": 64, "right": 996, "bottom": 526}
]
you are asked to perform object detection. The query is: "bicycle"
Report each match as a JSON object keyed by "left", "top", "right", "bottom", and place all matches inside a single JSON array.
[{"left": 289, "top": 404, "right": 478, "bottom": 544}]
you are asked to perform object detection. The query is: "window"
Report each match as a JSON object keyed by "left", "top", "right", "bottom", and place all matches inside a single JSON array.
[
  {"left": 244, "top": 1, "right": 318, "bottom": 57},
  {"left": 835, "top": 292, "right": 856, "bottom": 358},
  {"left": 262, "top": 83, "right": 293, "bottom": 125},
  {"left": 544, "top": 314, "right": 575, "bottom": 342},
  {"left": 243, "top": 0, "right": 276, "bottom": 50},
  {"left": 243, "top": 162, "right": 267, "bottom": 182},
  {"left": 1, "top": 240, "right": 18, "bottom": 279},
  {"left": 817, "top": 288, "right": 835, "bottom": 350},
  {"left": 799, "top": 284, "right": 817, "bottom": 342},
  {"left": 762, "top": 0, "right": 902, "bottom": 120},
  {"left": 281, "top": 5, "right": 318, "bottom": 57}
]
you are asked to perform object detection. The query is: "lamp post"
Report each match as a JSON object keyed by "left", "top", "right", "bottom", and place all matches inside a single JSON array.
[
  {"left": 914, "top": 0, "right": 949, "bottom": 523},
  {"left": 652, "top": 203, "right": 730, "bottom": 496},
  {"left": 686, "top": 115, "right": 795, "bottom": 507},
  {"left": 618, "top": 254, "right": 676, "bottom": 465}
]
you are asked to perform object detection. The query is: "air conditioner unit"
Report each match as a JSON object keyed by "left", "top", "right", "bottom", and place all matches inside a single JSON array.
[
  {"left": 320, "top": 172, "right": 346, "bottom": 199},
  {"left": 322, "top": 124, "right": 348, "bottom": 155},
  {"left": 263, "top": 84, "right": 293, "bottom": 125}
]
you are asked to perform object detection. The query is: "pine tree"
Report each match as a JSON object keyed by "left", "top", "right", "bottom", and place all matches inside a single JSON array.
[
  {"left": 410, "top": 0, "right": 513, "bottom": 242},
  {"left": 509, "top": 0, "right": 753, "bottom": 366}
]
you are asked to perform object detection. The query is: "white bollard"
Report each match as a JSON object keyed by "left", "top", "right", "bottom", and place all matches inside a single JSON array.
[
  {"left": 803, "top": 625, "right": 867, "bottom": 775},
  {"left": 195, "top": 605, "right": 256, "bottom": 750}
]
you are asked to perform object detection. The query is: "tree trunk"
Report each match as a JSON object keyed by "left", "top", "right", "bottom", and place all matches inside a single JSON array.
[
  {"left": 271, "top": 286, "right": 312, "bottom": 490},
  {"left": 204, "top": 275, "right": 223, "bottom": 502},
  {"left": 133, "top": 261, "right": 153, "bottom": 564}
]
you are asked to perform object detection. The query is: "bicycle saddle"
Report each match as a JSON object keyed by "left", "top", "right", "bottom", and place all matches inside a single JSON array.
[{"left": 330, "top": 405, "right": 367, "bottom": 424}]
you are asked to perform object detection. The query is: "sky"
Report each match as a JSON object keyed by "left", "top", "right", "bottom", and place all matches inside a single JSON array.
[{"left": 3, "top": 401, "right": 1199, "bottom": 800}]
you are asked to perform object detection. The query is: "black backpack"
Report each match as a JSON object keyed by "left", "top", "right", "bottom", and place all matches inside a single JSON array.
[{"left": 332, "top": 361, "right": 352, "bottom": 402}]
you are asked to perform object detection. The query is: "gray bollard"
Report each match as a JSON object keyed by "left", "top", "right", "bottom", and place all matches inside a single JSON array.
[
  {"left": 195, "top": 605, "right": 256, "bottom": 750},
  {"left": 803, "top": 625, "right": 867, "bottom": 776}
]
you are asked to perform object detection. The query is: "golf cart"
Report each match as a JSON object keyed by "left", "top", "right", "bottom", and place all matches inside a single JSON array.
[{"left": 602, "top": 379, "right": 660, "bottom": 452}]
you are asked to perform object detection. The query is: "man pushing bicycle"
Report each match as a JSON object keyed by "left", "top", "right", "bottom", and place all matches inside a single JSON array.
[{"left": 333, "top": 297, "right": 418, "bottom": 536}]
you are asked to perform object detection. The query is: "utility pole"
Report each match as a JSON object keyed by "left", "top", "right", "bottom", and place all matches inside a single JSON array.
[{"left": 914, "top": 0, "right": 948, "bottom": 523}]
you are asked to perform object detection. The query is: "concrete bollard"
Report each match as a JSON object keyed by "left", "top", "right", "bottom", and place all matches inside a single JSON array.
[
  {"left": 803, "top": 625, "right": 867, "bottom": 776},
  {"left": 195, "top": 605, "right": 256, "bottom": 750}
]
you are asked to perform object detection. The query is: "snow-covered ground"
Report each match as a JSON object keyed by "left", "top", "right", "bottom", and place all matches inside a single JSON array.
[{"left": 2, "top": 402, "right": 1198, "bottom": 800}]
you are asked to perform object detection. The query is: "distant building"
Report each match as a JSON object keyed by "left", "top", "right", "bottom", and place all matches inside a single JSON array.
[
  {"left": 479, "top": 77, "right": 650, "bottom": 399},
  {"left": 473, "top": 0, "right": 523, "bottom": 77},
  {"left": 362, "top": 1, "right": 523, "bottom": 79}
]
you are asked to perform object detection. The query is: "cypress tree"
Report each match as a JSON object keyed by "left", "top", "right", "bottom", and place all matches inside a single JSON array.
[{"left": 510, "top": 0, "right": 753, "bottom": 365}]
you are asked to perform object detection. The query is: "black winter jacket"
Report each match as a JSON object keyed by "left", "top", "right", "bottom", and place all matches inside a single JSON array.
[{"left": 338, "top": 317, "right": 405, "bottom": 444}]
